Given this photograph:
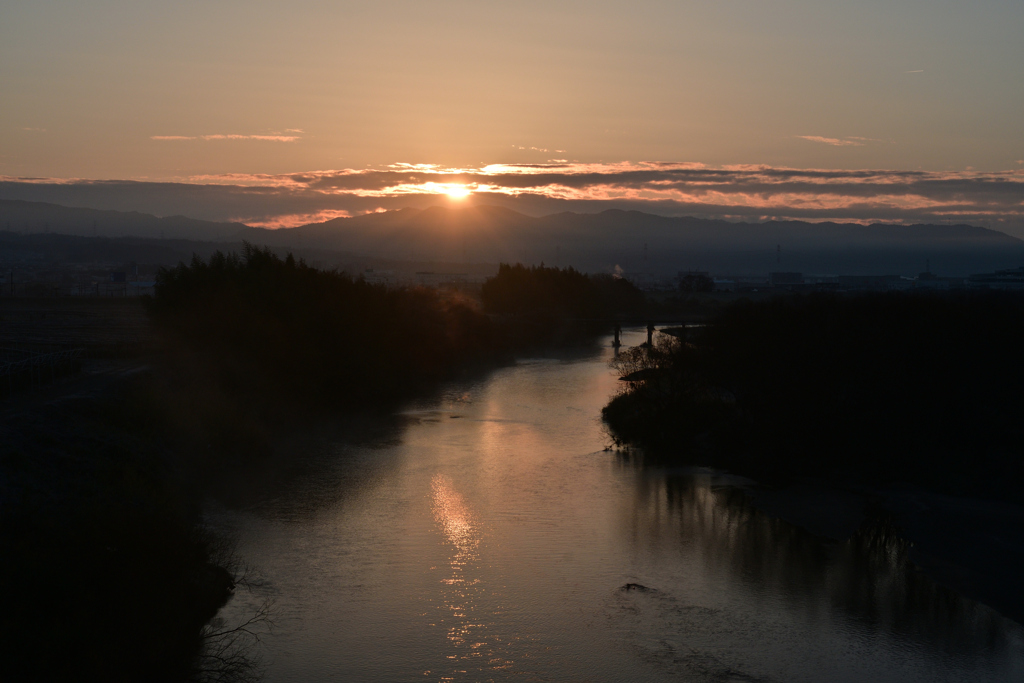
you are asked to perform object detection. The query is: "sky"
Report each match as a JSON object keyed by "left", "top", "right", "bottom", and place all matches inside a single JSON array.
[{"left": 1, "top": 0, "right": 1022, "bottom": 231}]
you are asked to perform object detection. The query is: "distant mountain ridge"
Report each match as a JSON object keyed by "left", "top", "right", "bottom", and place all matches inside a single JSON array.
[
  {"left": 0, "top": 199, "right": 247, "bottom": 241},
  {"left": 3, "top": 200, "right": 1023, "bottom": 276},
  {"left": 247, "top": 205, "right": 1024, "bottom": 276}
]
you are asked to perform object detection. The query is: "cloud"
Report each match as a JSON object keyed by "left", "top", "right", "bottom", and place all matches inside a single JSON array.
[
  {"left": 847, "top": 136, "right": 893, "bottom": 144},
  {"left": 21, "top": 127, "right": 46, "bottom": 132},
  {"left": 151, "top": 134, "right": 301, "bottom": 142},
  {"left": 232, "top": 208, "right": 350, "bottom": 228},
  {"left": 513, "top": 145, "right": 566, "bottom": 153},
  {"left": 202, "top": 134, "right": 300, "bottom": 142},
  {"left": 2, "top": 162, "right": 1023, "bottom": 232},
  {"left": 796, "top": 136, "right": 865, "bottom": 147},
  {"left": 905, "top": 70, "right": 924, "bottom": 73}
]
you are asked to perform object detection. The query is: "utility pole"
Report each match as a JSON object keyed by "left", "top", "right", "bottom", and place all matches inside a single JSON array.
[{"left": 777, "top": 244, "right": 781, "bottom": 264}]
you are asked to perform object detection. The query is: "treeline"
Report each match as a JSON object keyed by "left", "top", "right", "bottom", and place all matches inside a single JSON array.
[
  {"left": 481, "top": 263, "right": 646, "bottom": 318},
  {"left": 149, "top": 244, "right": 501, "bottom": 411},
  {"left": 151, "top": 254, "right": 649, "bottom": 412},
  {"left": 603, "top": 292, "right": 1024, "bottom": 500},
  {"left": 146, "top": 251, "right": 652, "bottom": 466},
  {"left": 4, "top": 253, "right": 655, "bottom": 681}
]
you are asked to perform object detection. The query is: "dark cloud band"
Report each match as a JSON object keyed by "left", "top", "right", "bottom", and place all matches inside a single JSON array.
[{"left": 2, "top": 163, "right": 1022, "bottom": 234}]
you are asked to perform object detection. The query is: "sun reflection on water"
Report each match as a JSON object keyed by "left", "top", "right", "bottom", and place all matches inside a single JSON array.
[{"left": 430, "top": 474, "right": 514, "bottom": 678}]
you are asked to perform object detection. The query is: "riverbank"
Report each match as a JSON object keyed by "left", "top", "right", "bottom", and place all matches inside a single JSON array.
[
  {"left": 0, "top": 255, "right": 636, "bottom": 680},
  {"left": 207, "top": 329, "right": 1023, "bottom": 683},
  {"left": 143, "top": 250, "right": 632, "bottom": 477},
  {"left": 603, "top": 292, "right": 1024, "bottom": 499},
  {"left": 0, "top": 367, "right": 237, "bottom": 682},
  {"left": 603, "top": 292, "right": 1024, "bottom": 624}
]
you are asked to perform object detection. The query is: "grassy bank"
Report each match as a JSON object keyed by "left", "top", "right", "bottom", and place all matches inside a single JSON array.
[
  {"left": 0, "top": 377, "right": 239, "bottom": 682},
  {"left": 602, "top": 291, "right": 1024, "bottom": 501}
]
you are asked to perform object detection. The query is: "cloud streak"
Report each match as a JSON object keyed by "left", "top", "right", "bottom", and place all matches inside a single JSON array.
[
  {"left": 3, "top": 162, "right": 1023, "bottom": 234},
  {"left": 151, "top": 133, "right": 301, "bottom": 142},
  {"left": 796, "top": 136, "right": 865, "bottom": 147}
]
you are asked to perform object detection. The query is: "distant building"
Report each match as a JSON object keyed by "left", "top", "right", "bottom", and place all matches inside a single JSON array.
[
  {"left": 712, "top": 278, "right": 736, "bottom": 292},
  {"left": 361, "top": 268, "right": 395, "bottom": 286},
  {"left": 97, "top": 281, "right": 126, "bottom": 296},
  {"left": 837, "top": 275, "right": 909, "bottom": 291},
  {"left": 677, "top": 271, "right": 714, "bottom": 292},
  {"left": 127, "top": 281, "right": 156, "bottom": 296},
  {"left": 714, "top": 275, "right": 769, "bottom": 292},
  {"left": 803, "top": 275, "right": 840, "bottom": 291},
  {"left": 968, "top": 266, "right": 1024, "bottom": 290},
  {"left": 769, "top": 272, "right": 803, "bottom": 286},
  {"left": 914, "top": 271, "right": 964, "bottom": 290},
  {"left": 415, "top": 271, "right": 469, "bottom": 288}
]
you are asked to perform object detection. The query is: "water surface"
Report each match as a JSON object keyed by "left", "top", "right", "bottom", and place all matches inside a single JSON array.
[{"left": 212, "top": 330, "right": 1023, "bottom": 682}]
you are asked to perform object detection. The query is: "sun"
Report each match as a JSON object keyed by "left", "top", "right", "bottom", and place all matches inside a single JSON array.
[{"left": 445, "top": 184, "right": 472, "bottom": 199}]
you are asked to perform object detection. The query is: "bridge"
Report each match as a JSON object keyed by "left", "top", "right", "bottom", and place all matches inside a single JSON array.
[{"left": 565, "top": 315, "right": 708, "bottom": 347}]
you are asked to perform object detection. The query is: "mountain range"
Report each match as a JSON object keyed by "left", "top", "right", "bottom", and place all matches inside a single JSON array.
[{"left": 3, "top": 200, "right": 1023, "bottom": 276}]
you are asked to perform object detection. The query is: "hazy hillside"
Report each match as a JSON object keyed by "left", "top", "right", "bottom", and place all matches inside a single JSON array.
[
  {"left": 0, "top": 200, "right": 246, "bottom": 241},
  {"left": 0, "top": 231, "right": 246, "bottom": 267},
  {"left": 4, "top": 200, "right": 1024, "bottom": 276},
  {"left": 255, "top": 205, "right": 1024, "bottom": 276}
]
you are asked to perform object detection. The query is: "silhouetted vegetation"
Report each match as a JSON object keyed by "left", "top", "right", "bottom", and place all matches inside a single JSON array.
[
  {"left": 603, "top": 292, "right": 1024, "bottom": 500},
  {"left": 144, "top": 251, "right": 653, "bottom": 479},
  {"left": 0, "top": 382, "right": 240, "bottom": 682},
  {"left": 481, "top": 263, "right": 646, "bottom": 318},
  {"left": 149, "top": 244, "right": 502, "bottom": 412},
  {"left": 2, "top": 250, "right": 655, "bottom": 681},
  {"left": 148, "top": 254, "right": 650, "bottom": 456}
]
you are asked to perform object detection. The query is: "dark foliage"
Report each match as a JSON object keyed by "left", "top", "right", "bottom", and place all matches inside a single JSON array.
[
  {"left": 0, "top": 385, "right": 234, "bottom": 682},
  {"left": 148, "top": 244, "right": 500, "bottom": 412},
  {"left": 603, "top": 292, "right": 1024, "bottom": 499},
  {"left": 481, "top": 263, "right": 646, "bottom": 318}
]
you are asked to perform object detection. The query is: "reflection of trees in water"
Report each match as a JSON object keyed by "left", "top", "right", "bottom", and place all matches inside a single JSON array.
[{"left": 626, "top": 469, "right": 1017, "bottom": 656}]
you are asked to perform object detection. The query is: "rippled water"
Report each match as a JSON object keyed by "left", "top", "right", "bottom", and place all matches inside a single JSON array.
[{"left": 210, "top": 330, "right": 1024, "bottom": 682}]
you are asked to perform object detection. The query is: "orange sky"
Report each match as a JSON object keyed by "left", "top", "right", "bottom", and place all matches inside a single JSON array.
[{"left": 1, "top": 1, "right": 1022, "bottom": 230}]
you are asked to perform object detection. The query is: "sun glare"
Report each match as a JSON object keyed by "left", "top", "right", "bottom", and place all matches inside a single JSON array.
[{"left": 446, "top": 185, "right": 471, "bottom": 199}]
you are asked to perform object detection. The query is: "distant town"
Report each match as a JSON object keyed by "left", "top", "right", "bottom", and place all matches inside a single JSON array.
[{"left": 2, "top": 248, "right": 1023, "bottom": 298}]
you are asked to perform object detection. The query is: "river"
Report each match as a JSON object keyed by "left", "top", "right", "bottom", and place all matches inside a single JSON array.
[{"left": 210, "top": 329, "right": 1023, "bottom": 682}]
